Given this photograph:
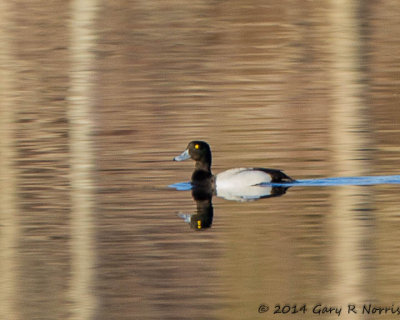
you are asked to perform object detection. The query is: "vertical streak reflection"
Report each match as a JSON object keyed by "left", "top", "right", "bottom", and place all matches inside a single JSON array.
[
  {"left": 329, "top": 0, "right": 373, "bottom": 315},
  {"left": 68, "top": 1, "right": 98, "bottom": 319},
  {"left": 0, "top": 3, "right": 19, "bottom": 319}
]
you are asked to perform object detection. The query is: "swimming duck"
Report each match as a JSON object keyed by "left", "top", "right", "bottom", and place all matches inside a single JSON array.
[{"left": 173, "top": 141, "right": 294, "bottom": 198}]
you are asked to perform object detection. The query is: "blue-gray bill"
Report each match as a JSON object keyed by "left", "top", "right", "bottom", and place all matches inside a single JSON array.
[{"left": 174, "top": 149, "right": 190, "bottom": 161}]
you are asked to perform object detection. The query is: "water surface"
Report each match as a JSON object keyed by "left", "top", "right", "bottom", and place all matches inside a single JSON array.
[{"left": 1, "top": 1, "right": 400, "bottom": 320}]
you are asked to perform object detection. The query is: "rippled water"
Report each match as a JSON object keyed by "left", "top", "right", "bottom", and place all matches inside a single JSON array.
[{"left": 1, "top": 1, "right": 400, "bottom": 319}]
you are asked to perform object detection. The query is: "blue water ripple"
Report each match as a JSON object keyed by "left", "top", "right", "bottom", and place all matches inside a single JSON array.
[
  {"left": 269, "top": 175, "right": 400, "bottom": 187},
  {"left": 168, "top": 182, "right": 192, "bottom": 190}
]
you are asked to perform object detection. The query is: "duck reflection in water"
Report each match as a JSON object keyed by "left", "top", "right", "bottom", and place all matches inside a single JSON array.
[
  {"left": 173, "top": 141, "right": 292, "bottom": 230},
  {"left": 178, "top": 183, "right": 289, "bottom": 230},
  {"left": 178, "top": 186, "right": 214, "bottom": 230}
]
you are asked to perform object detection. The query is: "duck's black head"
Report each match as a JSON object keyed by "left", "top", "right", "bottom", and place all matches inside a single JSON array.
[{"left": 174, "top": 141, "right": 212, "bottom": 172}]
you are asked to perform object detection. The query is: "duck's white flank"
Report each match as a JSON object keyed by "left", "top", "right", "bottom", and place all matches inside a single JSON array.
[
  {"left": 215, "top": 168, "right": 273, "bottom": 201},
  {"left": 215, "top": 168, "right": 272, "bottom": 188}
]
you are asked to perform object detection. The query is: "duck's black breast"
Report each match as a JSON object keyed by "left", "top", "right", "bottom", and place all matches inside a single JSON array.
[
  {"left": 191, "top": 169, "right": 214, "bottom": 187},
  {"left": 191, "top": 169, "right": 214, "bottom": 200}
]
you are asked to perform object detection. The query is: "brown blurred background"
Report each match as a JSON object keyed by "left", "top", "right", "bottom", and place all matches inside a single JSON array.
[{"left": 1, "top": 0, "right": 400, "bottom": 319}]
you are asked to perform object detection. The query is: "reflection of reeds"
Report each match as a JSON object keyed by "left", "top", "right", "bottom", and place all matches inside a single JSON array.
[
  {"left": 329, "top": 0, "right": 373, "bottom": 313},
  {"left": 68, "top": 1, "right": 98, "bottom": 319},
  {"left": 0, "top": 3, "right": 19, "bottom": 318}
]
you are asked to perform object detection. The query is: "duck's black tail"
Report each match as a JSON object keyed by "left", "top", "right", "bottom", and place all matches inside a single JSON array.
[{"left": 257, "top": 168, "right": 296, "bottom": 183}]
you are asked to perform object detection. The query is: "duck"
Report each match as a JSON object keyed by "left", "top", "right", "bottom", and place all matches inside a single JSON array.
[{"left": 173, "top": 141, "right": 294, "bottom": 200}]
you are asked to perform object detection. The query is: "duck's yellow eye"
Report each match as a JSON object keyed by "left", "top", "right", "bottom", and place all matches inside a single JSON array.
[{"left": 195, "top": 144, "right": 200, "bottom": 149}]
